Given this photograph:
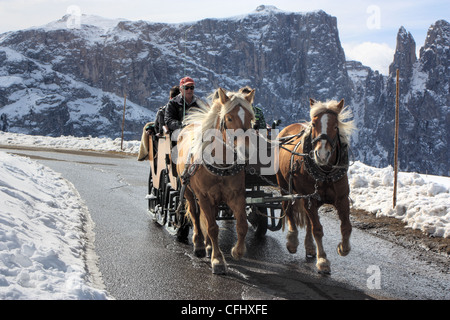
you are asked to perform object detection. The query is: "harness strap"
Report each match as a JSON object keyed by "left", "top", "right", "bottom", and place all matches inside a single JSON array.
[
  {"left": 282, "top": 129, "right": 349, "bottom": 183},
  {"left": 203, "top": 162, "right": 245, "bottom": 177},
  {"left": 303, "top": 133, "right": 349, "bottom": 183}
]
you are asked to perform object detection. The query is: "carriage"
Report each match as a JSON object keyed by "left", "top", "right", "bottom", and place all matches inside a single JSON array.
[
  {"left": 145, "top": 120, "right": 285, "bottom": 240},
  {"left": 141, "top": 89, "right": 355, "bottom": 274}
]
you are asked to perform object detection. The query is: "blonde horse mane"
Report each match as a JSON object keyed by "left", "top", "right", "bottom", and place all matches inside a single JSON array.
[
  {"left": 179, "top": 89, "right": 255, "bottom": 162},
  {"left": 305, "top": 99, "right": 356, "bottom": 145}
]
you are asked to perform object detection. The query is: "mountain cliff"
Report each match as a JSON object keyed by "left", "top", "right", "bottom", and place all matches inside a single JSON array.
[
  {"left": 0, "top": 6, "right": 448, "bottom": 175},
  {"left": 349, "top": 20, "right": 449, "bottom": 175}
]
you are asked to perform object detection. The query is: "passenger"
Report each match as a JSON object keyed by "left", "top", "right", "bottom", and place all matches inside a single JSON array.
[
  {"left": 239, "top": 86, "right": 267, "bottom": 130},
  {"left": 154, "top": 85, "right": 180, "bottom": 136},
  {"left": 165, "top": 77, "right": 203, "bottom": 132}
]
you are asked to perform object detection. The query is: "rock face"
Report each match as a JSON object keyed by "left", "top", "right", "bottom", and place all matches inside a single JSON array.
[
  {"left": 0, "top": 18, "right": 155, "bottom": 139},
  {"left": 350, "top": 20, "right": 449, "bottom": 175},
  {"left": 0, "top": 6, "right": 448, "bottom": 175}
]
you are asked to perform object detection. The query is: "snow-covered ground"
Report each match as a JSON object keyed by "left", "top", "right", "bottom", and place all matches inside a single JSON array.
[
  {"left": 0, "top": 151, "right": 109, "bottom": 300},
  {"left": 0, "top": 131, "right": 449, "bottom": 299}
]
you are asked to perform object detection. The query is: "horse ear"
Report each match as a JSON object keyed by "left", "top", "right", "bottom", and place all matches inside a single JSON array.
[
  {"left": 337, "top": 99, "right": 345, "bottom": 112},
  {"left": 310, "top": 99, "right": 316, "bottom": 107},
  {"left": 217, "top": 88, "right": 229, "bottom": 104},
  {"left": 244, "top": 90, "right": 255, "bottom": 104}
]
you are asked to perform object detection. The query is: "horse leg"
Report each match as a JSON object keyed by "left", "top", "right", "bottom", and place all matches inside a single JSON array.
[
  {"left": 200, "top": 215, "right": 212, "bottom": 258},
  {"left": 307, "top": 206, "right": 331, "bottom": 274},
  {"left": 185, "top": 188, "right": 205, "bottom": 257},
  {"left": 198, "top": 197, "right": 226, "bottom": 274},
  {"left": 284, "top": 201, "right": 299, "bottom": 254},
  {"left": 335, "top": 197, "right": 352, "bottom": 257},
  {"left": 227, "top": 196, "right": 248, "bottom": 260},
  {"left": 304, "top": 217, "right": 316, "bottom": 258},
  {"left": 275, "top": 172, "right": 299, "bottom": 254},
  {"left": 294, "top": 198, "right": 316, "bottom": 257}
]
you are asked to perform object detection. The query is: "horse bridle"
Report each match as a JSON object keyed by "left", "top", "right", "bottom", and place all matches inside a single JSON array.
[
  {"left": 201, "top": 105, "right": 250, "bottom": 177},
  {"left": 310, "top": 110, "right": 339, "bottom": 148},
  {"left": 311, "top": 132, "right": 339, "bottom": 155},
  {"left": 281, "top": 110, "right": 348, "bottom": 183}
]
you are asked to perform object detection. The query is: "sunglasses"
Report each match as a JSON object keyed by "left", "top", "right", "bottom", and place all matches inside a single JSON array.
[{"left": 183, "top": 85, "right": 195, "bottom": 90}]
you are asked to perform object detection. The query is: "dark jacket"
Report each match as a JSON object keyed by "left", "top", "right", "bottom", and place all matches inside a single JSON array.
[
  {"left": 253, "top": 106, "right": 267, "bottom": 130},
  {"left": 154, "top": 105, "right": 166, "bottom": 134},
  {"left": 164, "top": 94, "right": 202, "bottom": 131}
]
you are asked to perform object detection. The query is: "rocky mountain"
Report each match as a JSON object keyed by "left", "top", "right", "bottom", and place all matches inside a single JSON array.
[
  {"left": 0, "top": 5, "right": 448, "bottom": 175},
  {"left": 350, "top": 21, "right": 449, "bottom": 176},
  {"left": 0, "top": 16, "right": 155, "bottom": 139}
]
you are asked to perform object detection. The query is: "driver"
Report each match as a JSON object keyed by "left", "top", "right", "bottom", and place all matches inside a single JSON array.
[{"left": 164, "top": 77, "right": 203, "bottom": 132}]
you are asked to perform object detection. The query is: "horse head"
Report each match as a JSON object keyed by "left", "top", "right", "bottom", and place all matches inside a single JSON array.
[
  {"left": 309, "top": 98, "right": 345, "bottom": 166},
  {"left": 216, "top": 88, "right": 256, "bottom": 161}
]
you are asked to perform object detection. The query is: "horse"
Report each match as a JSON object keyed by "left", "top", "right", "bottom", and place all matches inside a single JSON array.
[
  {"left": 276, "top": 98, "right": 355, "bottom": 274},
  {"left": 176, "top": 88, "right": 255, "bottom": 274}
]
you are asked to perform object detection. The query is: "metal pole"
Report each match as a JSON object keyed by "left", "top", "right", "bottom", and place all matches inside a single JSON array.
[
  {"left": 393, "top": 69, "right": 400, "bottom": 208},
  {"left": 121, "top": 94, "right": 126, "bottom": 151}
]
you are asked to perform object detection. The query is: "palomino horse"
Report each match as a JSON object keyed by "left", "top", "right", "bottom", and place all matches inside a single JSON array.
[
  {"left": 176, "top": 88, "right": 255, "bottom": 274},
  {"left": 276, "top": 99, "right": 355, "bottom": 274}
]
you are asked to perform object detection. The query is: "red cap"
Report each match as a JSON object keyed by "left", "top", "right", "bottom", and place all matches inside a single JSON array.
[{"left": 180, "top": 76, "right": 195, "bottom": 87}]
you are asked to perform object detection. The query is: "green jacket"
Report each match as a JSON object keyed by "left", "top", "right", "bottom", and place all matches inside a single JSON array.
[{"left": 253, "top": 106, "right": 266, "bottom": 130}]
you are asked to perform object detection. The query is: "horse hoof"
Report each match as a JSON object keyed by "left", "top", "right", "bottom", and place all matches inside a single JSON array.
[
  {"left": 317, "top": 258, "right": 331, "bottom": 274},
  {"left": 231, "top": 246, "right": 246, "bottom": 260},
  {"left": 194, "top": 247, "right": 206, "bottom": 258},
  {"left": 286, "top": 244, "right": 297, "bottom": 254},
  {"left": 337, "top": 243, "right": 351, "bottom": 256},
  {"left": 318, "top": 270, "right": 331, "bottom": 276},
  {"left": 305, "top": 253, "right": 316, "bottom": 260},
  {"left": 286, "top": 231, "right": 299, "bottom": 254},
  {"left": 212, "top": 263, "right": 227, "bottom": 275}
]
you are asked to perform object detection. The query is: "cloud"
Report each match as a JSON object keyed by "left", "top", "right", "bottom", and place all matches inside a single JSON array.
[{"left": 342, "top": 42, "right": 395, "bottom": 75}]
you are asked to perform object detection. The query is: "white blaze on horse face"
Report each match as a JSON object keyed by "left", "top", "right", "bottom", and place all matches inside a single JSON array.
[
  {"left": 237, "top": 106, "right": 246, "bottom": 126},
  {"left": 236, "top": 106, "right": 245, "bottom": 161},
  {"left": 235, "top": 106, "right": 254, "bottom": 162},
  {"left": 316, "top": 114, "right": 330, "bottom": 163}
]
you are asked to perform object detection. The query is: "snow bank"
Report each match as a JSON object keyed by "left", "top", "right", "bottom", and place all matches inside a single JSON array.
[
  {"left": 0, "top": 151, "right": 109, "bottom": 299},
  {"left": 0, "top": 131, "right": 140, "bottom": 154},
  {"left": 349, "top": 162, "right": 450, "bottom": 238}
]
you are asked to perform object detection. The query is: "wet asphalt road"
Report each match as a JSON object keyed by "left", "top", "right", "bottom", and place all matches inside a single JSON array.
[{"left": 2, "top": 146, "right": 449, "bottom": 300}]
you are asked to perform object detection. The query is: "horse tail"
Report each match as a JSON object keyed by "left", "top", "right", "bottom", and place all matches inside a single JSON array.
[{"left": 292, "top": 199, "right": 307, "bottom": 229}]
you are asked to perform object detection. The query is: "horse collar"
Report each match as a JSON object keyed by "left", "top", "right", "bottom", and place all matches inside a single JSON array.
[
  {"left": 302, "top": 133, "right": 349, "bottom": 183},
  {"left": 203, "top": 161, "right": 245, "bottom": 177}
]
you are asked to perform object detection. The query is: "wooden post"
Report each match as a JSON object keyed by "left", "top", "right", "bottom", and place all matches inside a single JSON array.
[
  {"left": 121, "top": 94, "right": 126, "bottom": 151},
  {"left": 393, "top": 69, "right": 400, "bottom": 208}
]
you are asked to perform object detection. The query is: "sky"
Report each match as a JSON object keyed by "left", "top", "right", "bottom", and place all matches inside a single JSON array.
[{"left": 0, "top": 0, "right": 448, "bottom": 74}]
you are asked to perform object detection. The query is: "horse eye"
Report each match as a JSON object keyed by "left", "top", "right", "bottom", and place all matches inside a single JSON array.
[{"left": 227, "top": 116, "right": 233, "bottom": 122}]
